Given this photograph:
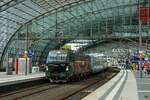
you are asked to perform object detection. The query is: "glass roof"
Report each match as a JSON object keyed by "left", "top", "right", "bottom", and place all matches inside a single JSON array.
[
  {"left": 0, "top": 0, "right": 149, "bottom": 67},
  {"left": 0, "top": 0, "right": 92, "bottom": 63}
]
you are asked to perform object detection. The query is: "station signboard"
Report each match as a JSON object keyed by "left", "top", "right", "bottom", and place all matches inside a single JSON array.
[{"left": 28, "top": 50, "right": 34, "bottom": 58}]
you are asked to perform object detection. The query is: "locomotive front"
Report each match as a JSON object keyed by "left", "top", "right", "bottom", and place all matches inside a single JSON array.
[{"left": 45, "top": 50, "right": 71, "bottom": 82}]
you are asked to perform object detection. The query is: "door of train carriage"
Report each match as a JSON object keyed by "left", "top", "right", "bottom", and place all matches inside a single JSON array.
[{"left": 84, "top": 55, "right": 91, "bottom": 73}]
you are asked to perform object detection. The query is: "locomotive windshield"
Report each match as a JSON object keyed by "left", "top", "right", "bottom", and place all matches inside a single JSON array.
[{"left": 46, "top": 50, "right": 68, "bottom": 63}]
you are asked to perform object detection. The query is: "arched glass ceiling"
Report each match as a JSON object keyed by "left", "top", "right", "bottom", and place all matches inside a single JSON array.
[
  {"left": 84, "top": 39, "right": 150, "bottom": 58},
  {"left": 0, "top": 0, "right": 91, "bottom": 58},
  {"left": 0, "top": 0, "right": 149, "bottom": 67}
]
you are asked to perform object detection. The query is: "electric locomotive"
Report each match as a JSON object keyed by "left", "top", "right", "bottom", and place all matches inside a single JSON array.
[{"left": 45, "top": 50, "right": 91, "bottom": 82}]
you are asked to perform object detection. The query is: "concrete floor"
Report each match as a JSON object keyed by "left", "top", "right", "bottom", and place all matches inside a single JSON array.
[{"left": 136, "top": 71, "right": 150, "bottom": 100}]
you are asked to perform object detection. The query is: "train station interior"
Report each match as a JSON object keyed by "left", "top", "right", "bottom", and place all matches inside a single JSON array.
[{"left": 0, "top": 0, "right": 150, "bottom": 100}]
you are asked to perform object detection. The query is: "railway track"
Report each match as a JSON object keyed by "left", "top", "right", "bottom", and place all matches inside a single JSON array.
[
  {"left": 0, "top": 67, "right": 119, "bottom": 100},
  {"left": 0, "top": 83, "right": 62, "bottom": 100},
  {"left": 64, "top": 72, "right": 117, "bottom": 100}
]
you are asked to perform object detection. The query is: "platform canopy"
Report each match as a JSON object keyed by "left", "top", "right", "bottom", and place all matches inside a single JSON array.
[{"left": 0, "top": 0, "right": 149, "bottom": 67}]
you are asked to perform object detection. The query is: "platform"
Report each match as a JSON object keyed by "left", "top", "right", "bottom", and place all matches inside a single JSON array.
[
  {"left": 82, "top": 69, "right": 139, "bottom": 100},
  {"left": 0, "top": 72, "right": 45, "bottom": 86},
  {"left": 135, "top": 71, "right": 150, "bottom": 100}
]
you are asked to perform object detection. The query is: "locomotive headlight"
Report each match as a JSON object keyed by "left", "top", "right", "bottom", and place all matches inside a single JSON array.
[
  {"left": 66, "top": 66, "right": 69, "bottom": 71},
  {"left": 45, "top": 66, "right": 48, "bottom": 71}
]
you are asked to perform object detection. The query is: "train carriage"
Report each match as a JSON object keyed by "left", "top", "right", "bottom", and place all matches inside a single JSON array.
[
  {"left": 45, "top": 50, "right": 108, "bottom": 83},
  {"left": 88, "top": 53, "right": 108, "bottom": 73}
]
